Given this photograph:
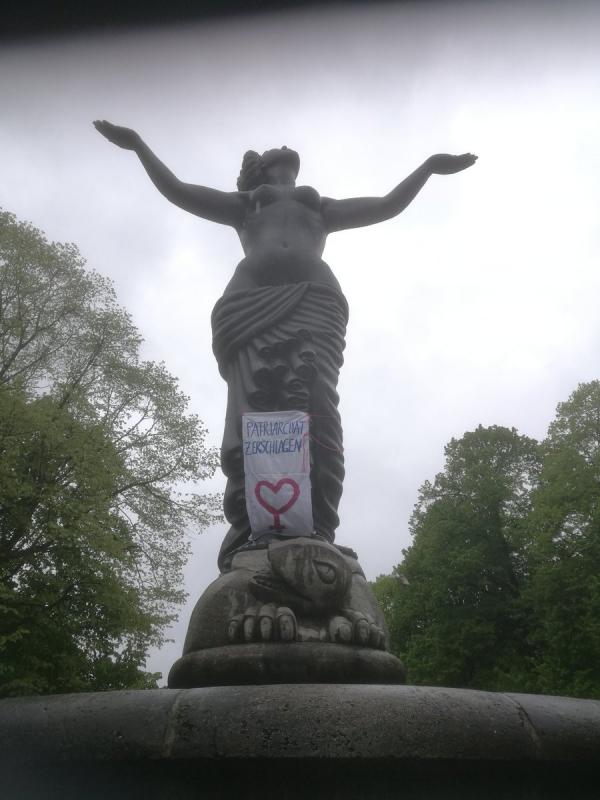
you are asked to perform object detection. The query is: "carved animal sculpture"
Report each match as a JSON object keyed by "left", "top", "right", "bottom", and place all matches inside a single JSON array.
[{"left": 182, "top": 538, "right": 388, "bottom": 655}]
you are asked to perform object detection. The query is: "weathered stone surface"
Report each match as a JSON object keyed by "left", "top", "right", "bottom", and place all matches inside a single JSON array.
[
  {"left": 177, "top": 538, "right": 401, "bottom": 686},
  {"left": 168, "top": 643, "right": 406, "bottom": 688},
  {"left": 161, "top": 684, "right": 537, "bottom": 761},
  {"left": 183, "top": 541, "right": 389, "bottom": 653},
  {"left": 262, "top": 538, "right": 352, "bottom": 612},
  {"left": 2, "top": 685, "right": 600, "bottom": 798},
  {"left": 0, "top": 688, "right": 175, "bottom": 763},
  {"left": 507, "top": 692, "right": 600, "bottom": 760}
]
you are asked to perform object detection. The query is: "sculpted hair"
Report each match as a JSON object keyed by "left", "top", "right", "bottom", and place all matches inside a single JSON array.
[
  {"left": 236, "top": 147, "right": 300, "bottom": 191},
  {"left": 237, "top": 150, "right": 264, "bottom": 192}
]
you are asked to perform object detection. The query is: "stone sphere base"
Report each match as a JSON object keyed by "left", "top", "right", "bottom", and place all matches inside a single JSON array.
[{"left": 168, "top": 642, "right": 406, "bottom": 687}]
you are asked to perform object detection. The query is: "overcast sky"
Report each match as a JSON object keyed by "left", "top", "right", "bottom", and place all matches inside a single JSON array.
[{"left": 2, "top": 0, "right": 599, "bottom": 682}]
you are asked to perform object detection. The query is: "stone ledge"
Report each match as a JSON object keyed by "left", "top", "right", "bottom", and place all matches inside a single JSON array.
[
  {"left": 1, "top": 685, "right": 600, "bottom": 798},
  {"left": 169, "top": 643, "right": 406, "bottom": 687}
]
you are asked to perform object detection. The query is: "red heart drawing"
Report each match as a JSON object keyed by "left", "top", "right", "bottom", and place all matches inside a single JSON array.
[{"left": 255, "top": 478, "right": 300, "bottom": 531}]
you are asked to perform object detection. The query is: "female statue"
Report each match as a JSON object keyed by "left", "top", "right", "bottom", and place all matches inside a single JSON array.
[{"left": 94, "top": 121, "right": 476, "bottom": 572}]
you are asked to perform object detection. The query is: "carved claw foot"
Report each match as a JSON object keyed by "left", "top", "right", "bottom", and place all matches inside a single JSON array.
[
  {"left": 329, "top": 610, "right": 385, "bottom": 649},
  {"left": 228, "top": 603, "right": 297, "bottom": 643}
]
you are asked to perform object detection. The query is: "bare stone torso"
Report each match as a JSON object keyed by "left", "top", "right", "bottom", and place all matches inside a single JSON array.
[{"left": 224, "top": 184, "right": 342, "bottom": 293}]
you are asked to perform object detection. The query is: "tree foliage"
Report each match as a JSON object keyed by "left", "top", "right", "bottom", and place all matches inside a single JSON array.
[
  {"left": 522, "top": 382, "right": 600, "bottom": 697},
  {"left": 374, "top": 386, "right": 600, "bottom": 698},
  {"left": 0, "top": 210, "right": 219, "bottom": 695}
]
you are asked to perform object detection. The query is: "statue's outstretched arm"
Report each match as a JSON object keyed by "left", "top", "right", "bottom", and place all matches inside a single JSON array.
[
  {"left": 93, "top": 121, "right": 245, "bottom": 228},
  {"left": 322, "top": 153, "right": 477, "bottom": 233}
]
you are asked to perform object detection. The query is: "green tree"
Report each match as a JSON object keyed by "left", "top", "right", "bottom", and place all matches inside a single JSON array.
[
  {"left": 0, "top": 210, "right": 219, "bottom": 695},
  {"left": 374, "top": 425, "right": 541, "bottom": 690},
  {"left": 523, "top": 382, "right": 600, "bottom": 698}
]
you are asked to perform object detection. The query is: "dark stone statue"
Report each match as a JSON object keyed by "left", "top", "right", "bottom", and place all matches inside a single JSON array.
[
  {"left": 168, "top": 536, "right": 403, "bottom": 686},
  {"left": 94, "top": 120, "right": 476, "bottom": 685}
]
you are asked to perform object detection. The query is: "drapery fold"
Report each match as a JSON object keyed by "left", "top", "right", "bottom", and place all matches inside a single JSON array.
[{"left": 211, "top": 282, "right": 349, "bottom": 570}]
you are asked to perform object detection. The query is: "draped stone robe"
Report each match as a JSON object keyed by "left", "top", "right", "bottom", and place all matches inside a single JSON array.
[{"left": 211, "top": 282, "right": 349, "bottom": 571}]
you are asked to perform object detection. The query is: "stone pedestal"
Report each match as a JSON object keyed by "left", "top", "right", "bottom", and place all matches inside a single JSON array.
[
  {"left": 169, "top": 642, "right": 405, "bottom": 687},
  {"left": 2, "top": 685, "right": 600, "bottom": 799},
  {"left": 170, "top": 537, "right": 406, "bottom": 687}
]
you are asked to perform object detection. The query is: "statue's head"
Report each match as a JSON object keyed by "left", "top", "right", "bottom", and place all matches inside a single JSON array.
[
  {"left": 237, "top": 146, "right": 300, "bottom": 191},
  {"left": 267, "top": 538, "right": 351, "bottom": 612}
]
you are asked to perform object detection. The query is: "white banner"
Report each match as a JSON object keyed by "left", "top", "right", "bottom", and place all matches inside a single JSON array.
[{"left": 243, "top": 410, "right": 313, "bottom": 539}]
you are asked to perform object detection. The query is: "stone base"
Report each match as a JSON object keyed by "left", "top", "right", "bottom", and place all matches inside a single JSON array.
[
  {"left": 168, "top": 642, "right": 406, "bottom": 687},
  {"left": 177, "top": 538, "right": 401, "bottom": 687},
  {"left": 2, "top": 685, "right": 600, "bottom": 799}
]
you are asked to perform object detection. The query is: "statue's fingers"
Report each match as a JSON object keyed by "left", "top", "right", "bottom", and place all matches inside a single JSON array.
[
  {"left": 354, "top": 617, "right": 371, "bottom": 646},
  {"left": 94, "top": 121, "right": 113, "bottom": 138},
  {"left": 369, "top": 622, "right": 382, "bottom": 648},
  {"left": 243, "top": 604, "right": 260, "bottom": 642},
  {"left": 276, "top": 607, "right": 297, "bottom": 643},
  {"left": 339, "top": 608, "right": 370, "bottom": 644},
  {"left": 258, "top": 603, "right": 277, "bottom": 641},
  {"left": 329, "top": 615, "right": 353, "bottom": 644},
  {"left": 227, "top": 614, "right": 244, "bottom": 643}
]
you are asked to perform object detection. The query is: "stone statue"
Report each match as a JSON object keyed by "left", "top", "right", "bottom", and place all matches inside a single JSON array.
[{"left": 94, "top": 120, "right": 476, "bottom": 685}]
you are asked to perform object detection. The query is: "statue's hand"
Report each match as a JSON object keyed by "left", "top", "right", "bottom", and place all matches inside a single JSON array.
[
  {"left": 93, "top": 119, "right": 141, "bottom": 151},
  {"left": 426, "top": 153, "right": 477, "bottom": 175}
]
